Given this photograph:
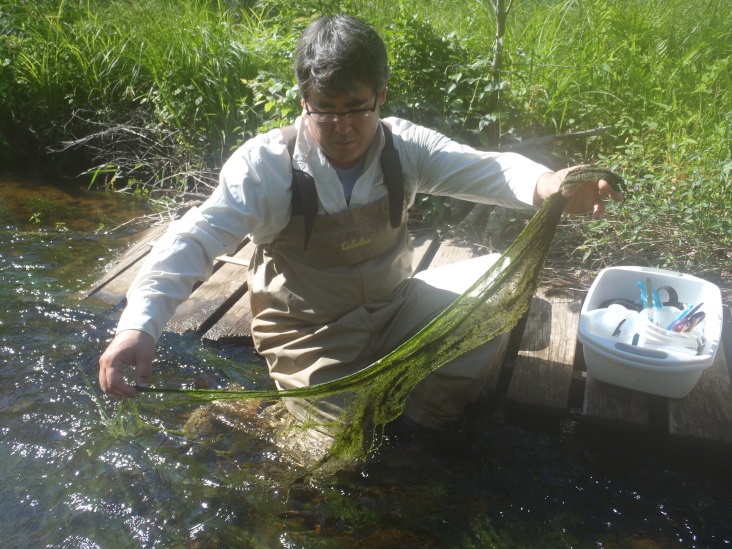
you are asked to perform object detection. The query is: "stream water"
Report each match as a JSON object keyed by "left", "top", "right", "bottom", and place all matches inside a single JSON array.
[{"left": 1, "top": 176, "right": 731, "bottom": 548}]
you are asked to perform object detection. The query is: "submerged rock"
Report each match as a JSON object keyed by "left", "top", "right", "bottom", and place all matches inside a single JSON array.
[{"left": 183, "top": 399, "right": 333, "bottom": 469}]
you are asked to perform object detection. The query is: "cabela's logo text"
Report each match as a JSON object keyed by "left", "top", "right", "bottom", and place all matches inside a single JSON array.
[{"left": 338, "top": 223, "right": 377, "bottom": 251}]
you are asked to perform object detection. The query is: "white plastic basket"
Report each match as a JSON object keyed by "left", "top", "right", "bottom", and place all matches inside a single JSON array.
[{"left": 577, "top": 266, "right": 722, "bottom": 398}]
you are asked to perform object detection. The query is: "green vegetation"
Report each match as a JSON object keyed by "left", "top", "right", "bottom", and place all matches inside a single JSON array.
[{"left": 1, "top": 0, "right": 730, "bottom": 276}]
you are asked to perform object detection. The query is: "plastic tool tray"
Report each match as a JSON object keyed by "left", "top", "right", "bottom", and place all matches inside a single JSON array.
[{"left": 577, "top": 266, "right": 722, "bottom": 398}]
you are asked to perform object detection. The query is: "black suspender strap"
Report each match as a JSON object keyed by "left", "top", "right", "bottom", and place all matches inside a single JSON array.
[
  {"left": 281, "top": 125, "right": 318, "bottom": 250},
  {"left": 379, "top": 121, "right": 405, "bottom": 229},
  {"left": 281, "top": 124, "right": 297, "bottom": 158},
  {"left": 280, "top": 122, "right": 404, "bottom": 251}
]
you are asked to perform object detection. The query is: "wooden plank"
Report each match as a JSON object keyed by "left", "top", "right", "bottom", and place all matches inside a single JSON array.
[
  {"left": 214, "top": 254, "right": 250, "bottom": 267},
  {"left": 202, "top": 292, "right": 254, "bottom": 343},
  {"left": 85, "top": 222, "right": 251, "bottom": 307},
  {"left": 668, "top": 342, "right": 732, "bottom": 443},
  {"left": 410, "top": 228, "right": 440, "bottom": 274},
  {"left": 582, "top": 376, "right": 651, "bottom": 428},
  {"left": 87, "top": 253, "right": 250, "bottom": 308},
  {"left": 85, "top": 224, "right": 168, "bottom": 303},
  {"left": 86, "top": 259, "right": 147, "bottom": 307},
  {"left": 505, "top": 287, "right": 583, "bottom": 411},
  {"left": 166, "top": 242, "right": 256, "bottom": 335},
  {"left": 426, "top": 237, "right": 488, "bottom": 268}
]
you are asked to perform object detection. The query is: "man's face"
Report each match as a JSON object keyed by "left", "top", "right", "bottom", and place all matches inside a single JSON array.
[{"left": 302, "top": 82, "right": 386, "bottom": 169}]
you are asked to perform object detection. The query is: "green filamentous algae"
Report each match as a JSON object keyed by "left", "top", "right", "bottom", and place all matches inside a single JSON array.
[{"left": 137, "top": 166, "right": 626, "bottom": 474}]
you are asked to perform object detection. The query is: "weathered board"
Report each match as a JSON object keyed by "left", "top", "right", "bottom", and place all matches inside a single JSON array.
[
  {"left": 84, "top": 223, "right": 168, "bottom": 306},
  {"left": 202, "top": 291, "right": 255, "bottom": 343},
  {"left": 426, "top": 236, "right": 488, "bottom": 268},
  {"left": 582, "top": 376, "right": 652, "bottom": 428},
  {"left": 409, "top": 228, "right": 442, "bottom": 273},
  {"left": 582, "top": 342, "right": 732, "bottom": 439},
  {"left": 506, "top": 287, "right": 584, "bottom": 411},
  {"left": 166, "top": 241, "right": 257, "bottom": 335},
  {"left": 668, "top": 342, "right": 732, "bottom": 444}
]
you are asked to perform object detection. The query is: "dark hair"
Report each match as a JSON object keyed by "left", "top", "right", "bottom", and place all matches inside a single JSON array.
[{"left": 295, "top": 15, "right": 389, "bottom": 100}]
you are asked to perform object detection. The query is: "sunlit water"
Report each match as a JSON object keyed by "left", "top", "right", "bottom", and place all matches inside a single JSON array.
[{"left": 1, "top": 176, "right": 731, "bottom": 548}]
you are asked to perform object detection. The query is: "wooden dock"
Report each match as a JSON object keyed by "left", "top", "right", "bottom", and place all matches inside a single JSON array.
[{"left": 85, "top": 223, "right": 732, "bottom": 448}]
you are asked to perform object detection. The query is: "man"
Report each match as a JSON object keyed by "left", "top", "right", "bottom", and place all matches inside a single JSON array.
[{"left": 99, "top": 15, "right": 623, "bottom": 429}]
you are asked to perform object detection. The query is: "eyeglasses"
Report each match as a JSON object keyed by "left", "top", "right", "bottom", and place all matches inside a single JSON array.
[{"left": 305, "top": 95, "right": 378, "bottom": 124}]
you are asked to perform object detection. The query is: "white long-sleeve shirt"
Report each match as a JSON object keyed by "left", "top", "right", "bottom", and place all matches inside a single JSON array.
[{"left": 117, "top": 116, "right": 551, "bottom": 340}]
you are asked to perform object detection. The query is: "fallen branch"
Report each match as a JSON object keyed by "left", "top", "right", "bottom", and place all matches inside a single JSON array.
[{"left": 500, "top": 126, "right": 612, "bottom": 151}]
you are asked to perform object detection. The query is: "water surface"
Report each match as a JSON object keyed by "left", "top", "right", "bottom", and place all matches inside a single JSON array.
[{"left": 1, "top": 176, "right": 731, "bottom": 547}]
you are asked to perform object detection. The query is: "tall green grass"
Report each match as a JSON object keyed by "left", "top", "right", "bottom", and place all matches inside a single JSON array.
[
  {"left": 503, "top": 0, "right": 732, "bottom": 272},
  {"left": 361, "top": 0, "right": 732, "bottom": 273},
  {"left": 1, "top": 0, "right": 267, "bottom": 187},
  {"left": 1, "top": 0, "right": 730, "bottom": 275}
]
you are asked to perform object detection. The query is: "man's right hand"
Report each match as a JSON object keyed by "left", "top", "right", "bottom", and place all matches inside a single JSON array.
[{"left": 98, "top": 329, "right": 156, "bottom": 397}]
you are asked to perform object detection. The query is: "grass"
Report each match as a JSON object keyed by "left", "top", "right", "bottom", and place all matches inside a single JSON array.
[{"left": 0, "top": 0, "right": 730, "bottom": 280}]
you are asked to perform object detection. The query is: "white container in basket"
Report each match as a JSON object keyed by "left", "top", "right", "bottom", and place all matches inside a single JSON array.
[{"left": 577, "top": 266, "right": 723, "bottom": 398}]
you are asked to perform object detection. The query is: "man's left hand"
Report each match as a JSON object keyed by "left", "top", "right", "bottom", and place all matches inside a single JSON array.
[{"left": 534, "top": 166, "right": 625, "bottom": 220}]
